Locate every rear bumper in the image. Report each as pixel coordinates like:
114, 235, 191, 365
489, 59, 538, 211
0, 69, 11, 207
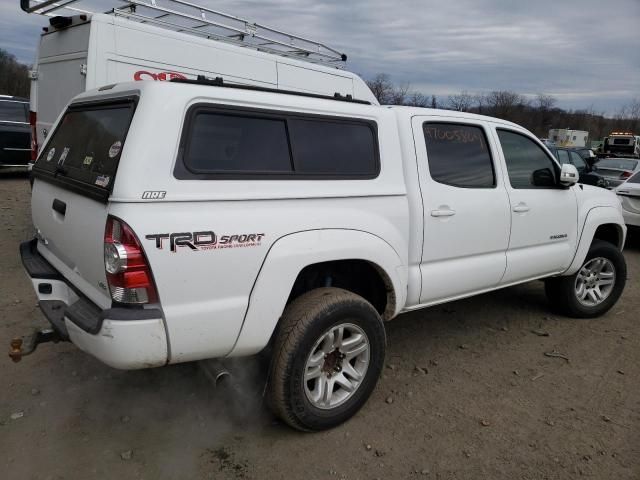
20, 239, 168, 369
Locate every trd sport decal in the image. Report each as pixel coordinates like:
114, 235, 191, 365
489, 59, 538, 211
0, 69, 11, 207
145, 231, 265, 252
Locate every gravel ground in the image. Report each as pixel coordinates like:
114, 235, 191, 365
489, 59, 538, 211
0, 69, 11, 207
1, 175, 639, 480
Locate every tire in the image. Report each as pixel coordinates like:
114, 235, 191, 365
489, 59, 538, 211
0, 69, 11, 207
267, 287, 386, 431
545, 239, 626, 318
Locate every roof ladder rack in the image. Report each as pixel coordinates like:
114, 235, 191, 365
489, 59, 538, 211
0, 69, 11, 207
19, 0, 348, 67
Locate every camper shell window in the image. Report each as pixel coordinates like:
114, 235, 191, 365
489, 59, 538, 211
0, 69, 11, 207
174, 104, 380, 180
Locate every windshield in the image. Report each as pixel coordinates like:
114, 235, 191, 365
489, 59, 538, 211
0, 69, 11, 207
597, 158, 638, 171
0, 100, 28, 123
627, 171, 640, 184
33, 99, 136, 201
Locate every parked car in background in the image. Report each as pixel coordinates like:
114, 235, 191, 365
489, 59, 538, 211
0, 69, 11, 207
615, 171, 640, 227
547, 145, 609, 188
594, 158, 640, 189
0, 95, 31, 173
572, 147, 597, 163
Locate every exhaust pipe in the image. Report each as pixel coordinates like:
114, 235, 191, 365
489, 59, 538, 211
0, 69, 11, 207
199, 359, 232, 388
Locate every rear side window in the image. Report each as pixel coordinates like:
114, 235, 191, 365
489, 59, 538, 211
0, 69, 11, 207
288, 119, 376, 175
422, 123, 495, 188
175, 105, 379, 179
185, 112, 292, 173
33, 99, 136, 201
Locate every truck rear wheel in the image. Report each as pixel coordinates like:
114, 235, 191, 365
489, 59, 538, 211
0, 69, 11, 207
267, 287, 386, 431
545, 240, 626, 318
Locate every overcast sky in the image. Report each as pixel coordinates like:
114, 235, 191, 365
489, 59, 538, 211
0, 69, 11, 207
1, 0, 638, 114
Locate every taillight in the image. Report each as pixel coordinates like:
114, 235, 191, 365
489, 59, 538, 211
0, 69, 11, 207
620, 171, 632, 179
29, 111, 38, 161
104, 216, 158, 305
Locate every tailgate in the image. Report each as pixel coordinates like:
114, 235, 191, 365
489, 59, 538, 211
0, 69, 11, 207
32, 181, 111, 308
30, 98, 137, 308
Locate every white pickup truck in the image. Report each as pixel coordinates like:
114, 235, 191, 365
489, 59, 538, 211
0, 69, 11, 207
16, 79, 627, 431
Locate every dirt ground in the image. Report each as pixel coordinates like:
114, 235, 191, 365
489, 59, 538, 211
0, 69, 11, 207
1, 175, 639, 480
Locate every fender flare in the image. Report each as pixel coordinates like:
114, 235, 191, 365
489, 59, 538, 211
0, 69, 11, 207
228, 229, 407, 357
564, 206, 626, 276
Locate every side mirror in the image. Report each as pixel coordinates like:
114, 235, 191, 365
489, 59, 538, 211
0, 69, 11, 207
559, 163, 579, 186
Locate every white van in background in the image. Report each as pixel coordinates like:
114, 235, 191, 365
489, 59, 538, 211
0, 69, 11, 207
23, 0, 378, 158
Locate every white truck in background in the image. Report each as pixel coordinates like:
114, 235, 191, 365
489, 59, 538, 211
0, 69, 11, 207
548, 128, 589, 148
602, 131, 640, 158
21, 0, 378, 159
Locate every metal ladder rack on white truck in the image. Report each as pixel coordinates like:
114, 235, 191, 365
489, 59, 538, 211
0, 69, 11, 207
21, 0, 378, 158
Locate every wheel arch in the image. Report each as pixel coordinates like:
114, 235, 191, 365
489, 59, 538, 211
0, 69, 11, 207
564, 206, 627, 276
228, 229, 407, 357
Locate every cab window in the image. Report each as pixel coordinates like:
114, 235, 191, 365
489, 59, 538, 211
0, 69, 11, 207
497, 129, 558, 189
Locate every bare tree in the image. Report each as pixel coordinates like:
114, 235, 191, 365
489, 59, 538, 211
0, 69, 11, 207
366, 73, 395, 104
535, 93, 557, 111
485, 90, 529, 123
405, 91, 429, 107
0, 49, 30, 98
473, 93, 487, 114
366, 73, 432, 107
447, 91, 474, 112
615, 98, 640, 132
389, 81, 410, 105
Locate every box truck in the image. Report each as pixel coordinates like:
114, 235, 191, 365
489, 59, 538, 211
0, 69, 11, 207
548, 128, 589, 148
21, 0, 378, 159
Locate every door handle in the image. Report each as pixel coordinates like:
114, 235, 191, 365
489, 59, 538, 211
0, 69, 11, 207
512, 203, 530, 213
52, 199, 66, 216
431, 208, 456, 217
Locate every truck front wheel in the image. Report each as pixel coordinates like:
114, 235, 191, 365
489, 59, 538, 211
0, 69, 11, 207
267, 287, 386, 431
545, 240, 626, 318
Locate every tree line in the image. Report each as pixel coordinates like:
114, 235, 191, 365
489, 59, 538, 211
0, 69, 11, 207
366, 73, 640, 141
2, 49, 638, 140
0, 48, 30, 98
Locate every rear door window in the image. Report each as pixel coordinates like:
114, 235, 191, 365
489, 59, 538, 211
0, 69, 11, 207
33, 99, 136, 201
422, 123, 495, 188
